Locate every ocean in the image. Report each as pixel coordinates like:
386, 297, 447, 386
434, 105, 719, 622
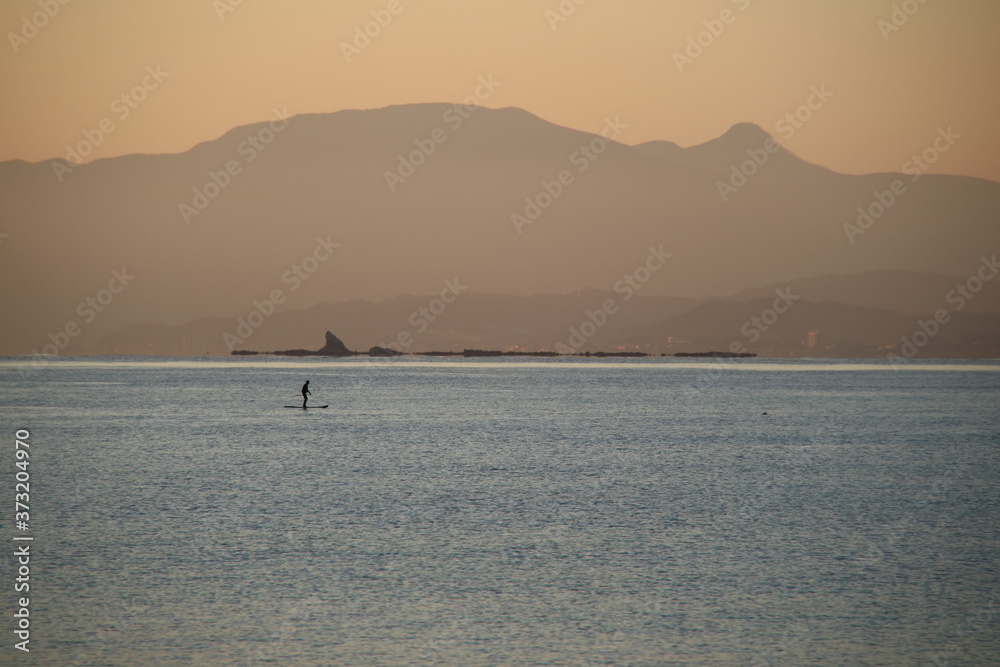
1, 357, 998, 665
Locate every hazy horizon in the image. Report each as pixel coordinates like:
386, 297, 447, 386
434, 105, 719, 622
2, 1, 998, 359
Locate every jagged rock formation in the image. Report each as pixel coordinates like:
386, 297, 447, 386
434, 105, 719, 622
318, 331, 352, 356
267, 331, 355, 357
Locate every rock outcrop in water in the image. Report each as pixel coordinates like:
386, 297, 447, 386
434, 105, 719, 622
318, 331, 352, 356
368, 346, 404, 357
236, 333, 758, 358
672, 351, 756, 358
268, 331, 355, 357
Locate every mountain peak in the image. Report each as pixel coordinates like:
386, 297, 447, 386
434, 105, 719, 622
720, 122, 774, 144
681, 122, 795, 169
686, 122, 777, 153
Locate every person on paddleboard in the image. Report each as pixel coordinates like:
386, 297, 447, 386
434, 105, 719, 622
301, 380, 311, 408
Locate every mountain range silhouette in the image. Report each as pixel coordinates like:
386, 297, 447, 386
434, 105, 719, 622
1, 104, 997, 356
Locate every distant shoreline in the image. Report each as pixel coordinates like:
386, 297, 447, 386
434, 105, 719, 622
231, 349, 757, 359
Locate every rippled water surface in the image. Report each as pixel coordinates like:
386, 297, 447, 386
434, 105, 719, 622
2, 357, 999, 665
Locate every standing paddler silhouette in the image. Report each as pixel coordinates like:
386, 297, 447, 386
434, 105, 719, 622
301, 380, 311, 409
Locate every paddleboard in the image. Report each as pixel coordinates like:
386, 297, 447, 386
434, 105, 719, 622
284, 405, 329, 409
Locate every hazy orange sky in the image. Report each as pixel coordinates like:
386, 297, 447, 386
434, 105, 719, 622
1, 0, 998, 182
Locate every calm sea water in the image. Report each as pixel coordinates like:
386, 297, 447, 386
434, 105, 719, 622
1, 357, 999, 666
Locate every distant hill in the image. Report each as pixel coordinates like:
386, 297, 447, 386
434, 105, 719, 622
727, 270, 1000, 314
2, 104, 998, 355
628, 298, 1000, 358
91, 270, 1000, 358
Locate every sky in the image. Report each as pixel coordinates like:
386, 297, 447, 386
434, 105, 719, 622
1, 0, 998, 182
